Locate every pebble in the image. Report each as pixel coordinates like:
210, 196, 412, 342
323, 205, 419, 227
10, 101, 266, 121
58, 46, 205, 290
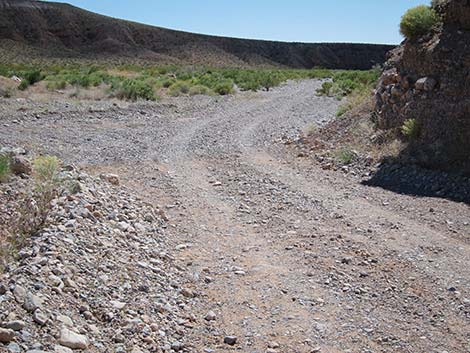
0, 327, 15, 343
204, 311, 217, 321
5, 320, 26, 331
224, 335, 238, 345
58, 328, 89, 350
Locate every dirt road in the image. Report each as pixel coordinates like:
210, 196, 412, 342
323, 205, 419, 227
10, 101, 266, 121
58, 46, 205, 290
1, 80, 469, 352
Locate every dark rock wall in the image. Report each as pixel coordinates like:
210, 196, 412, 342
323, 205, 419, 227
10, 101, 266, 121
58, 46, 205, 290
375, 0, 470, 173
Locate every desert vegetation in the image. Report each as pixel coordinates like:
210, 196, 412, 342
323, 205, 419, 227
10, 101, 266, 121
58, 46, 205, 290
0, 153, 63, 272
0, 63, 376, 102
400, 5, 440, 39
316, 68, 381, 117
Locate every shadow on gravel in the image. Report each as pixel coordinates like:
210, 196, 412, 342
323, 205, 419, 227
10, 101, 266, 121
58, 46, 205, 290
362, 162, 470, 205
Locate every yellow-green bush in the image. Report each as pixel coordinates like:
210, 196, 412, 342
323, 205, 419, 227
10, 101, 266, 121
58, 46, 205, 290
400, 5, 440, 39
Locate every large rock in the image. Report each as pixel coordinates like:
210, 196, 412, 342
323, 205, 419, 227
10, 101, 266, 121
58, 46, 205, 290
58, 328, 89, 350
0, 327, 15, 343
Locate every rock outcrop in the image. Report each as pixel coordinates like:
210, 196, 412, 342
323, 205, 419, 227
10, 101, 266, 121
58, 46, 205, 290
375, 0, 470, 173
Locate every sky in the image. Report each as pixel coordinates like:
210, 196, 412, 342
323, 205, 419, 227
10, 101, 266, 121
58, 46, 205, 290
47, 0, 427, 45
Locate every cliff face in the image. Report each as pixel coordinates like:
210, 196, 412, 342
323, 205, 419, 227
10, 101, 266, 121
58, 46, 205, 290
0, 0, 394, 69
375, 0, 470, 173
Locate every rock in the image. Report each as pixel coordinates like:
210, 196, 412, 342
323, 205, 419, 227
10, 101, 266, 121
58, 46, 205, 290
7, 342, 21, 352
0, 327, 15, 343
10, 156, 32, 175
58, 328, 89, 350
204, 311, 217, 321
26, 351, 50, 353
23, 292, 42, 312
56, 315, 74, 327
0, 283, 6, 295
415, 77, 437, 91
33, 310, 49, 326
100, 173, 120, 186
224, 335, 237, 346
180, 288, 196, 298
5, 320, 26, 331
13, 285, 26, 303
170, 342, 184, 351
110, 300, 127, 310
54, 346, 73, 353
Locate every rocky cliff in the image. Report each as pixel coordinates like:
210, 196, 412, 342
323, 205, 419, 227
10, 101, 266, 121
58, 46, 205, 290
0, 0, 393, 69
375, 0, 470, 173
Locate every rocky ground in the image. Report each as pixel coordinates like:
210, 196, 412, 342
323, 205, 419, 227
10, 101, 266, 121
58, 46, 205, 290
0, 80, 469, 353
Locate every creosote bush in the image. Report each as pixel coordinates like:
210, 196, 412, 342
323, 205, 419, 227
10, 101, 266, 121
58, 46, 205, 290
401, 119, 420, 139
0, 155, 11, 183
400, 5, 440, 39
114, 78, 155, 101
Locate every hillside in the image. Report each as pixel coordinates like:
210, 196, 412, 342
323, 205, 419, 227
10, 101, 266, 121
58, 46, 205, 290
0, 0, 394, 69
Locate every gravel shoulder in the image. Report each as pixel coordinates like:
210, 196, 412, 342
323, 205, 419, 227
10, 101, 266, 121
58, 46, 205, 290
1, 80, 469, 352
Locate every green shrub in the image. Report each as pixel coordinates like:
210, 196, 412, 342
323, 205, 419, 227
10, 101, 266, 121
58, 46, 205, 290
168, 81, 191, 97
46, 80, 67, 91
400, 5, 439, 39
401, 119, 420, 139
115, 79, 155, 101
33, 155, 61, 185
189, 85, 211, 96
0, 87, 13, 98
18, 80, 30, 91
335, 148, 356, 165
0, 155, 11, 183
317, 81, 334, 96
213, 80, 234, 95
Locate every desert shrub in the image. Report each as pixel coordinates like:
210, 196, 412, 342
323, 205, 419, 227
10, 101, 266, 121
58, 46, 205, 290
317, 81, 334, 96
0, 87, 13, 98
335, 148, 357, 165
189, 85, 211, 96
115, 78, 155, 101
400, 5, 440, 39
168, 81, 191, 96
0, 155, 11, 183
46, 80, 67, 91
161, 78, 176, 88
401, 119, 420, 139
213, 80, 234, 95
257, 71, 282, 91
18, 80, 30, 91
23, 70, 44, 85
33, 155, 61, 186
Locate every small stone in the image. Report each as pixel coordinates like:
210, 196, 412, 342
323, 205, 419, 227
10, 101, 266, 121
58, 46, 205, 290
13, 286, 26, 303
268, 342, 280, 349
0, 328, 15, 343
0, 283, 6, 295
204, 311, 217, 321
23, 292, 42, 312
5, 320, 26, 331
58, 328, 89, 350
110, 301, 127, 310
7, 342, 21, 352
33, 310, 49, 326
10, 156, 32, 175
100, 173, 120, 186
56, 315, 74, 327
54, 346, 73, 353
171, 342, 184, 351
224, 335, 237, 346
180, 288, 196, 298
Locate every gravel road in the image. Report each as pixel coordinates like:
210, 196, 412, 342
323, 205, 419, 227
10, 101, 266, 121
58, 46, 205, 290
1, 80, 469, 353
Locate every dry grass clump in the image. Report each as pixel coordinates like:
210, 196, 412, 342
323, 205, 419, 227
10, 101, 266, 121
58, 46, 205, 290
0, 155, 62, 272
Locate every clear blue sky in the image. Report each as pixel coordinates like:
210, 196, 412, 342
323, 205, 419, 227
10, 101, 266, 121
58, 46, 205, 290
47, 0, 427, 44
